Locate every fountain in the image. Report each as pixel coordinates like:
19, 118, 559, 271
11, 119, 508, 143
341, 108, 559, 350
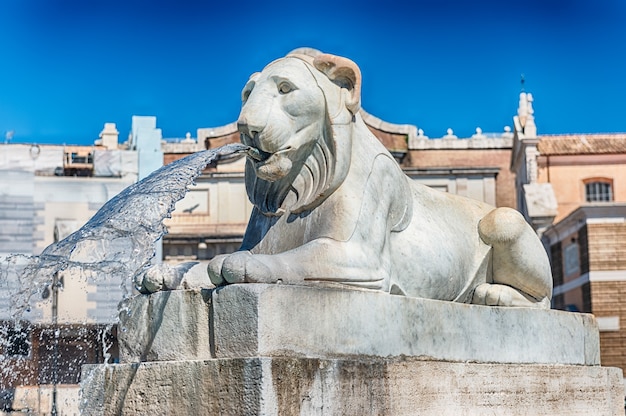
3, 49, 624, 414
0, 143, 248, 414
80, 50, 623, 414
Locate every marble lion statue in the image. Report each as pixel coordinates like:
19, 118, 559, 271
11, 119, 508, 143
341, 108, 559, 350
207, 49, 553, 308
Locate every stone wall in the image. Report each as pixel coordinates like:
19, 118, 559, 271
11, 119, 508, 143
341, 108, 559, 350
588, 222, 626, 271
592, 280, 626, 374
588, 221, 626, 373
82, 357, 625, 416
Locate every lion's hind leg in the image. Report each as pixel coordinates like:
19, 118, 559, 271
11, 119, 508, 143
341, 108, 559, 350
472, 283, 551, 308
475, 207, 553, 309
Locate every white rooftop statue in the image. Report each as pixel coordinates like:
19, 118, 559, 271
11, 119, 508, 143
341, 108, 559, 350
182, 132, 195, 143
517, 92, 537, 136
518, 92, 528, 124
472, 127, 486, 138
443, 128, 457, 139
99, 123, 120, 150
524, 94, 535, 122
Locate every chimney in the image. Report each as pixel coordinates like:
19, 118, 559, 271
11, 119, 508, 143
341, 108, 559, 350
100, 123, 119, 150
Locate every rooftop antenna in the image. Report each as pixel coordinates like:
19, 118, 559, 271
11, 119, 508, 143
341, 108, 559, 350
520, 73, 525, 92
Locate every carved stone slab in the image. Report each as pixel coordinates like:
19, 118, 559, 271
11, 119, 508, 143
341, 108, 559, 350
81, 357, 624, 416
118, 285, 600, 365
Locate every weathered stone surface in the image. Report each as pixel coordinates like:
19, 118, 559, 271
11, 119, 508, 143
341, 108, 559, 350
118, 289, 212, 362
119, 285, 600, 365
80, 357, 625, 416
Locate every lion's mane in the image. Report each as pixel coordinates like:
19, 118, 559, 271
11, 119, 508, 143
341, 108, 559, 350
246, 127, 337, 216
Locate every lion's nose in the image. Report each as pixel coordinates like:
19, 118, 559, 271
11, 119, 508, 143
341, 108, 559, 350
238, 124, 255, 146
237, 118, 263, 147
237, 86, 271, 143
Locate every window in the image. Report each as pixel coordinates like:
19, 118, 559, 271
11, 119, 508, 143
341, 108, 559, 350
584, 179, 613, 202
564, 241, 580, 276
5, 326, 30, 356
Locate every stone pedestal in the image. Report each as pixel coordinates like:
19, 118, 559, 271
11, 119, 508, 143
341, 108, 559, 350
80, 285, 625, 415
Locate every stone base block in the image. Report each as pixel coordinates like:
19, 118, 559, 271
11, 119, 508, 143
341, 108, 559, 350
119, 284, 600, 365
118, 289, 212, 362
80, 357, 625, 416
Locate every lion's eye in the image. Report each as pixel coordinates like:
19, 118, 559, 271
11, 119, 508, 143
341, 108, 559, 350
242, 80, 255, 102
242, 88, 252, 102
278, 82, 293, 95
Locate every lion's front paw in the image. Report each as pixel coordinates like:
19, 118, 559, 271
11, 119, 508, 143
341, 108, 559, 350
208, 254, 229, 286
219, 251, 275, 284
220, 251, 250, 284
135, 263, 195, 294
134, 265, 166, 294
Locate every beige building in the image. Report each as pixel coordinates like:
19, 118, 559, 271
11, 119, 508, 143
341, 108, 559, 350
536, 135, 626, 223
511, 92, 626, 375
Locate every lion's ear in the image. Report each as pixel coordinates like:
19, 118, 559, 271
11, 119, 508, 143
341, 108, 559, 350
313, 54, 361, 115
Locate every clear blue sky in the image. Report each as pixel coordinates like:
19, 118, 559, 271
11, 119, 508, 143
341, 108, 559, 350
1, 0, 626, 145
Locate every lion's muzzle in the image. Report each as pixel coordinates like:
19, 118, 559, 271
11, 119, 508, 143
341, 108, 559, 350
240, 132, 273, 162
247, 146, 270, 162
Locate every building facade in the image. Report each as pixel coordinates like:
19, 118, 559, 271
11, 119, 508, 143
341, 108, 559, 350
511, 92, 626, 374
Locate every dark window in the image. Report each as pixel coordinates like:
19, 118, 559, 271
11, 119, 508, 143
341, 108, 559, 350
585, 181, 612, 202
6, 327, 30, 356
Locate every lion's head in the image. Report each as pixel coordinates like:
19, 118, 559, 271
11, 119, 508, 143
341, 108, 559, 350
238, 51, 362, 216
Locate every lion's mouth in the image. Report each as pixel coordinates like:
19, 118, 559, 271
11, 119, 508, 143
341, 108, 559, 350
246, 146, 293, 166
240, 132, 273, 162
241, 133, 294, 166
246, 146, 272, 162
